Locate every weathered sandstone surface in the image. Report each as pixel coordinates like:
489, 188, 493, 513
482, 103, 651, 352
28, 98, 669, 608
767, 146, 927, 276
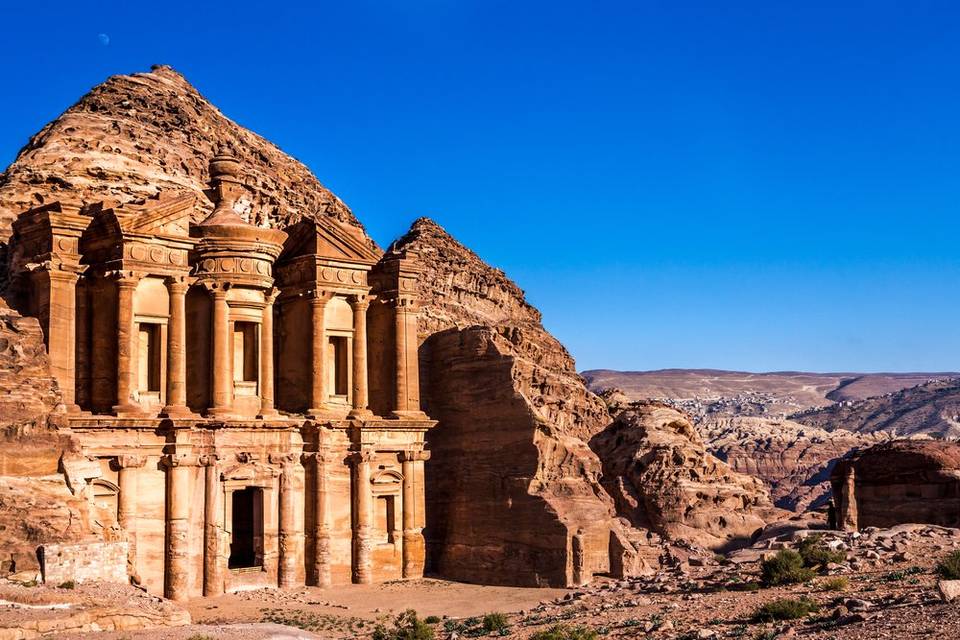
393, 218, 620, 586
589, 401, 778, 550
701, 416, 885, 512
831, 439, 960, 529
0, 65, 366, 242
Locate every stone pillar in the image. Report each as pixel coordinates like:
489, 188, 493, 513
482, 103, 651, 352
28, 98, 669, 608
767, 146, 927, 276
391, 296, 425, 418
400, 450, 430, 579
308, 291, 331, 416
258, 289, 279, 418
273, 453, 302, 589
163, 454, 196, 601
348, 295, 372, 418
38, 268, 81, 412
112, 272, 141, 415
75, 277, 90, 411
571, 532, 587, 587
350, 450, 374, 584
116, 455, 146, 578
839, 466, 858, 532
310, 451, 334, 588
90, 277, 113, 413
208, 285, 233, 417
162, 277, 190, 417
201, 454, 223, 597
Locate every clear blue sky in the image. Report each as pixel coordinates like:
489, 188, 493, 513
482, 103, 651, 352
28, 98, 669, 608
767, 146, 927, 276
2, 1, 958, 373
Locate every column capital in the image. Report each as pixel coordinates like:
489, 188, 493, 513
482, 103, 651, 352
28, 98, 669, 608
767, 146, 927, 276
199, 454, 220, 467
399, 450, 431, 463
264, 286, 280, 305
347, 293, 375, 309
303, 450, 340, 466
164, 275, 190, 293
269, 452, 300, 467
394, 294, 419, 311
161, 454, 200, 469
309, 289, 335, 305
115, 454, 148, 469
105, 270, 142, 286
202, 280, 231, 296
347, 450, 375, 466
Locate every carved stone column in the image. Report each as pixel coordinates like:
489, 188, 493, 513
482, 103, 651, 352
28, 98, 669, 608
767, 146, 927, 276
348, 295, 372, 419
349, 450, 374, 584
273, 452, 302, 589
162, 276, 190, 417
308, 291, 332, 416
208, 284, 233, 417
163, 454, 197, 601
309, 451, 334, 587
116, 455, 147, 577
35, 268, 81, 412
201, 454, 223, 597
113, 272, 141, 416
258, 289, 279, 418
839, 466, 858, 532
75, 277, 90, 410
400, 449, 430, 579
391, 296, 426, 419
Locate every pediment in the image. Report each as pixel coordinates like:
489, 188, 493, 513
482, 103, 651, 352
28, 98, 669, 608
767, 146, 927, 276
114, 194, 195, 238
280, 217, 381, 265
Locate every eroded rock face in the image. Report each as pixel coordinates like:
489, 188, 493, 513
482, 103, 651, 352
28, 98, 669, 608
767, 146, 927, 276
590, 402, 777, 550
831, 440, 960, 529
701, 416, 884, 512
392, 218, 619, 586
0, 65, 368, 242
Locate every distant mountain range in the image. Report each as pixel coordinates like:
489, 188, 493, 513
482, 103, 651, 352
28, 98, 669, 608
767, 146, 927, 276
581, 369, 959, 421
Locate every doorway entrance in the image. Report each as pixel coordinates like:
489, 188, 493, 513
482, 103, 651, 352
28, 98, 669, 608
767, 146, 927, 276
229, 487, 264, 569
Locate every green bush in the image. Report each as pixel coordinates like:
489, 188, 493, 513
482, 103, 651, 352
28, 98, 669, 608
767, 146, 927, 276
372, 609, 434, 640
57, 580, 75, 590
424, 615, 441, 625
820, 576, 849, 592
797, 535, 846, 567
760, 550, 815, 586
482, 612, 509, 633
753, 597, 819, 622
938, 551, 960, 580
530, 624, 599, 640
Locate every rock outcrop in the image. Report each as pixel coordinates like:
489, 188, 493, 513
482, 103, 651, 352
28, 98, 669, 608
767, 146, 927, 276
831, 440, 960, 530
392, 218, 622, 587
701, 416, 885, 512
0, 65, 367, 243
590, 402, 777, 550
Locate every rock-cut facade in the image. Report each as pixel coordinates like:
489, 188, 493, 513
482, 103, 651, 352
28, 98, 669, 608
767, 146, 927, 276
5, 148, 436, 600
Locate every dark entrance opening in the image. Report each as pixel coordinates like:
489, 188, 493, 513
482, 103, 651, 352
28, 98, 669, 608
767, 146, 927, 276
229, 487, 263, 569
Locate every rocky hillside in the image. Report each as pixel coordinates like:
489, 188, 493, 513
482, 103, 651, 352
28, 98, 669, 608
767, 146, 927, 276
700, 416, 888, 512
393, 218, 618, 587
794, 378, 960, 438
589, 402, 778, 550
583, 369, 957, 420
0, 65, 368, 243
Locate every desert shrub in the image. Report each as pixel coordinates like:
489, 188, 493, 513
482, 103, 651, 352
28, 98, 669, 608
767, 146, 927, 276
482, 612, 509, 633
530, 624, 599, 640
424, 615, 441, 625
938, 551, 960, 579
820, 576, 849, 592
760, 550, 815, 586
753, 597, 819, 622
372, 609, 434, 640
57, 580, 75, 589
797, 535, 846, 567
186, 636, 216, 640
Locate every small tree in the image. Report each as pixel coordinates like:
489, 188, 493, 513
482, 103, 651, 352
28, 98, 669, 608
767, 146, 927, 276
372, 609, 434, 640
761, 550, 815, 586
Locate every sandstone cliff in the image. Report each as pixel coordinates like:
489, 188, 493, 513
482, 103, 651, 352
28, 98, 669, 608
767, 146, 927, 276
700, 416, 885, 512
590, 402, 777, 550
389, 218, 620, 586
